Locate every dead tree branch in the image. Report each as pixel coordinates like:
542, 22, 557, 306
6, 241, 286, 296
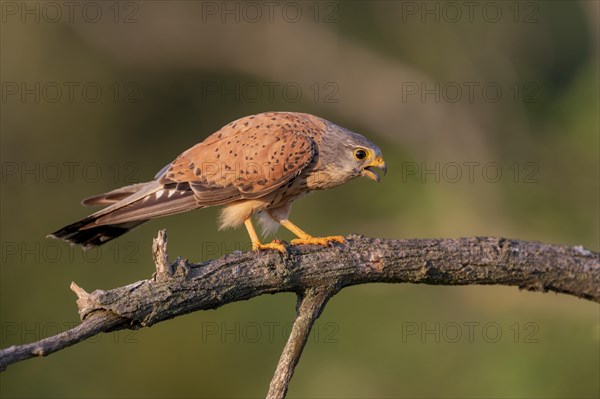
267, 287, 335, 399
1, 231, 598, 398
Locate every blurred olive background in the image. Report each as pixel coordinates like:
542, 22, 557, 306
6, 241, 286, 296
1, 1, 598, 398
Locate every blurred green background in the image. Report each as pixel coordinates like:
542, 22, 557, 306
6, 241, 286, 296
1, 1, 598, 398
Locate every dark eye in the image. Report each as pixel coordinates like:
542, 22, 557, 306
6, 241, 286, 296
354, 149, 368, 160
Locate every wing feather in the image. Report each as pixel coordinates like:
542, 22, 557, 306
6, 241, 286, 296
159, 115, 316, 207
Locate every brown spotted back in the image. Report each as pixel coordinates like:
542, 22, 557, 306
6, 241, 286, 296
159, 113, 319, 206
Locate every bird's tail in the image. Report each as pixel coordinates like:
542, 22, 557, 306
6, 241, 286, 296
80, 182, 151, 206
48, 181, 198, 249
48, 182, 153, 248
47, 218, 148, 249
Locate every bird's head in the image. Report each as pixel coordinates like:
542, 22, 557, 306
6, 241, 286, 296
321, 121, 387, 184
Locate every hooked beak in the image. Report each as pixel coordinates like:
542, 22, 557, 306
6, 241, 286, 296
361, 156, 387, 183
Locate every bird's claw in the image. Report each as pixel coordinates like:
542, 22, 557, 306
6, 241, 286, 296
252, 239, 288, 254
290, 235, 346, 247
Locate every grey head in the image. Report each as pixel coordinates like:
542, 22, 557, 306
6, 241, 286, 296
312, 118, 387, 189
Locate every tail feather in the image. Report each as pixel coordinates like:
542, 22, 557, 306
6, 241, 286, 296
49, 180, 199, 248
82, 183, 151, 206
47, 217, 147, 249
88, 189, 198, 226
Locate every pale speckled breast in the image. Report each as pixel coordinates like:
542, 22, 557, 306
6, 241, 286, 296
263, 166, 313, 210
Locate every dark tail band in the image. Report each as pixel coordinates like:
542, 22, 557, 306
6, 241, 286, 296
47, 217, 147, 249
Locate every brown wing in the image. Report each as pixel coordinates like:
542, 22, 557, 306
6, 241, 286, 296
159, 117, 316, 207
75, 113, 317, 227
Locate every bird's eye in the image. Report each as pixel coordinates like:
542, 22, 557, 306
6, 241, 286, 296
354, 148, 369, 160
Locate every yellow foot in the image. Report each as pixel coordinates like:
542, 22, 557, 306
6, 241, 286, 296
290, 235, 346, 247
253, 239, 288, 254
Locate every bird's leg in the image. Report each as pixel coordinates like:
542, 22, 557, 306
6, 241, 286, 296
277, 218, 346, 247
244, 218, 287, 253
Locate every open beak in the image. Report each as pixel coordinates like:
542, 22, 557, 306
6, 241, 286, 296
361, 156, 387, 183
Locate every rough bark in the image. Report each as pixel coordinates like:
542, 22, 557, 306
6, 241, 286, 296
1, 231, 598, 398
267, 287, 334, 399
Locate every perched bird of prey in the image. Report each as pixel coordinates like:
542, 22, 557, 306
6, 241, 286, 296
49, 112, 386, 252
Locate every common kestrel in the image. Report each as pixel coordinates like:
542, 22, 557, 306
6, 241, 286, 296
49, 112, 387, 252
